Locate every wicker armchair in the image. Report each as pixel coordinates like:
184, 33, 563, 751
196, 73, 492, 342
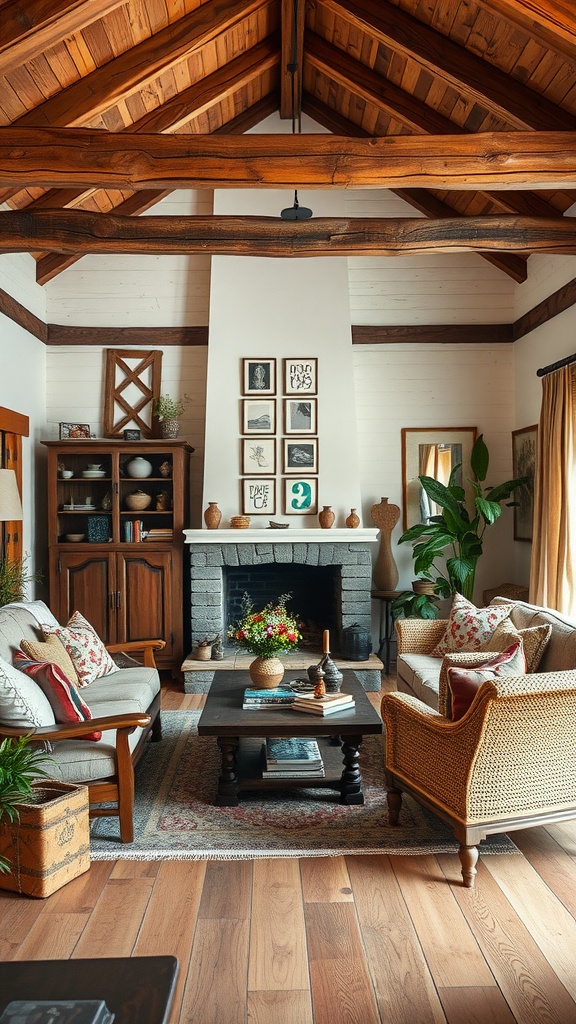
381, 670, 576, 886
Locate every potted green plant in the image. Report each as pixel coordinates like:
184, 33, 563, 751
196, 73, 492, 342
152, 393, 190, 438
0, 736, 52, 873
0, 555, 42, 607
397, 433, 528, 605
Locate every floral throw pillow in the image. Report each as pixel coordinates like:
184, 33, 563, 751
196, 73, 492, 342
14, 651, 102, 740
447, 641, 526, 721
431, 593, 513, 657
43, 611, 116, 686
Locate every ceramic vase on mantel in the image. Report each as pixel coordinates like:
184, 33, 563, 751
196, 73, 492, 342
248, 656, 285, 689
204, 502, 222, 530
370, 497, 400, 591
318, 505, 335, 529
346, 508, 360, 529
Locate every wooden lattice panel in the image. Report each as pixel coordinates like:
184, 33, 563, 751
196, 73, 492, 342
104, 349, 162, 437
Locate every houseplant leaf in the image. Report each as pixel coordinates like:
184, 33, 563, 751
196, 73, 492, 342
470, 434, 489, 482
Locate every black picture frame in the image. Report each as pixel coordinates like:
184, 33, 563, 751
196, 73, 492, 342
123, 429, 141, 441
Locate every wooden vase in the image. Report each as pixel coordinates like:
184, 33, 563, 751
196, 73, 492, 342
318, 505, 335, 529
248, 656, 285, 689
370, 497, 400, 591
204, 502, 222, 529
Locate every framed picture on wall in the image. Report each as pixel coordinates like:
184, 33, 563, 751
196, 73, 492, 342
283, 358, 318, 395
242, 399, 276, 434
283, 438, 318, 474
512, 424, 537, 541
284, 398, 317, 434
241, 438, 276, 475
284, 477, 318, 515
242, 358, 276, 396
243, 478, 276, 515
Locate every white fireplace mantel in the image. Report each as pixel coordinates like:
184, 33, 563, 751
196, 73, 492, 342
184, 528, 379, 545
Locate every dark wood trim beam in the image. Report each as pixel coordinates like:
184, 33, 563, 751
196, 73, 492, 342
2, 128, 576, 190
352, 324, 513, 344
46, 325, 209, 346
513, 276, 576, 341
0, 0, 125, 77
322, 0, 576, 131
3, 211, 576, 258
473, 0, 576, 60
280, 0, 305, 120
0, 287, 47, 343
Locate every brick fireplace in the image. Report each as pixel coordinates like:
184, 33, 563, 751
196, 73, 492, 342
183, 528, 379, 692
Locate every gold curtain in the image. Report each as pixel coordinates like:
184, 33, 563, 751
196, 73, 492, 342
529, 364, 576, 615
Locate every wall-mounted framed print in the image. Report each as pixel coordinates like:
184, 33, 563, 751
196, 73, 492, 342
283, 438, 318, 474
283, 358, 318, 395
242, 358, 276, 396
284, 477, 318, 515
242, 399, 276, 434
243, 478, 276, 515
284, 398, 317, 434
242, 438, 276, 475
59, 422, 91, 439
512, 424, 537, 542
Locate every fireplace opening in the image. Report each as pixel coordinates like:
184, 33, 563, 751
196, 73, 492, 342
225, 563, 340, 652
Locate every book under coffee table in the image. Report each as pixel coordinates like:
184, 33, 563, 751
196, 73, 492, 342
197, 670, 383, 807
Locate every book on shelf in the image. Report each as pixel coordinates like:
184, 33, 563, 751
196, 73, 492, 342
265, 736, 323, 768
242, 687, 296, 709
292, 693, 355, 716
262, 766, 326, 779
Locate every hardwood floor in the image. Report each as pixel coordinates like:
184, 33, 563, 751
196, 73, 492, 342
2, 676, 576, 1024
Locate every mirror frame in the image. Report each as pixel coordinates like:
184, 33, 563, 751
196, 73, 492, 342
401, 427, 477, 531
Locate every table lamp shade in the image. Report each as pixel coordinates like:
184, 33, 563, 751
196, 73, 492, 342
0, 469, 23, 521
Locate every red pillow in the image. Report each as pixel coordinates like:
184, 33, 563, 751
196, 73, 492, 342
14, 651, 102, 741
446, 641, 526, 722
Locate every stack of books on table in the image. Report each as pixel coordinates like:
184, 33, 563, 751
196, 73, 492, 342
242, 686, 296, 710
262, 737, 325, 778
292, 691, 355, 716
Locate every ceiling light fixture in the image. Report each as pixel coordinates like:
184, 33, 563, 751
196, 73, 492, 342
280, 0, 312, 221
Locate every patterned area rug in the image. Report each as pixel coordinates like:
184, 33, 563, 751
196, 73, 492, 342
90, 711, 519, 860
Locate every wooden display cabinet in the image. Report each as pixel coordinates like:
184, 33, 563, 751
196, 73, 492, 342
42, 439, 193, 672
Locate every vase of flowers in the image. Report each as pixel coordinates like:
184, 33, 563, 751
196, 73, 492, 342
227, 594, 302, 689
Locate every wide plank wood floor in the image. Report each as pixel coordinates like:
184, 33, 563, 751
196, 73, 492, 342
2, 676, 576, 1024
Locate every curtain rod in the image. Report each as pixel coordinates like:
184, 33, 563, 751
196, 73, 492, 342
536, 351, 576, 377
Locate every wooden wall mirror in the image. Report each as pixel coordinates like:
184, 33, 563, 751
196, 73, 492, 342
401, 427, 477, 530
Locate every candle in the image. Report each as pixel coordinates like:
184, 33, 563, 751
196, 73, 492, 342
323, 629, 330, 654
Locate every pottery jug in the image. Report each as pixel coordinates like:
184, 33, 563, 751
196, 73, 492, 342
204, 502, 222, 529
126, 456, 153, 479
346, 508, 360, 529
370, 497, 400, 591
318, 505, 335, 529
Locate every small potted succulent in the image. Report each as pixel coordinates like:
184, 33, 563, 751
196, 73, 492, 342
153, 393, 190, 438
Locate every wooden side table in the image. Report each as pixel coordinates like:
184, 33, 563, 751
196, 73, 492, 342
371, 590, 402, 674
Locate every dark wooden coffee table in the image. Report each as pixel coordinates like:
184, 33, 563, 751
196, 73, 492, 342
197, 670, 383, 807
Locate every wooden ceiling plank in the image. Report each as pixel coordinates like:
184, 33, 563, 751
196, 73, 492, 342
13, 0, 269, 129
280, 0, 306, 119
3, 127, 576, 190
4, 210, 576, 257
0, 0, 125, 77
321, 0, 576, 131
473, 0, 576, 60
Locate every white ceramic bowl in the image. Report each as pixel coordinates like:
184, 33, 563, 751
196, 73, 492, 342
61, 470, 74, 479
66, 533, 85, 542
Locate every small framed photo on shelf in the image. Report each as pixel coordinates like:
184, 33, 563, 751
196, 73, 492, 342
123, 429, 141, 441
284, 398, 317, 434
242, 398, 276, 434
283, 357, 318, 395
59, 422, 91, 440
243, 478, 276, 515
283, 438, 318, 474
242, 357, 276, 396
242, 438, 276, 475
284, 477, 318, 515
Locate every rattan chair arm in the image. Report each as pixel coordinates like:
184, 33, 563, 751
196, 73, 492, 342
395, 618, 448, 654
490, 668, 576, 698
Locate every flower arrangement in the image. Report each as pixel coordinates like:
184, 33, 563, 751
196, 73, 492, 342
227, 593, 302, 658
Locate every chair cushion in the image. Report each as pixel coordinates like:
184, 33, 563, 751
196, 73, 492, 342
13, 650, 102, 741
484, 619, 552, 673
396, 653, 442, 708
0, 652, 56, 728
447, 641, 526, 721
20, 633, 80, 687
44, 611, 116, 685
431, 593, 512, 656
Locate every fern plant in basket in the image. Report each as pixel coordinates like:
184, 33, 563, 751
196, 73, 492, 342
0, 736, 52, 873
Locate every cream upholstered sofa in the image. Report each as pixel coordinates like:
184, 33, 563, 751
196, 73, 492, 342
0, 600, 164, 842
395, 597, 576, 711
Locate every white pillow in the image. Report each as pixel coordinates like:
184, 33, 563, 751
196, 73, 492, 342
0, 653, 56, 728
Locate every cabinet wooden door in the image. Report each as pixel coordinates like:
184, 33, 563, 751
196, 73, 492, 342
55, 551, 116, 643
116, 550, 174, 665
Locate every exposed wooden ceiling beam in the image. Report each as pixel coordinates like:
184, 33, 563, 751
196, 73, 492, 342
0, 0, 125, 77
280, 0, 306, 119
2, 127, 576, 190
473, 0, 576, 60
3, 211, 576, 257
321, 0, 576, 131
